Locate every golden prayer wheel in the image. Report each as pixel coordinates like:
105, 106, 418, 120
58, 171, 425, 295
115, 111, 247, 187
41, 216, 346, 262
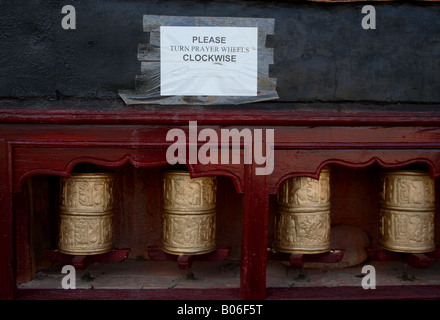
273, 168, 331, 254
58, 173, 115, 255
162, 171, 217, 255
379, 170, 435, 253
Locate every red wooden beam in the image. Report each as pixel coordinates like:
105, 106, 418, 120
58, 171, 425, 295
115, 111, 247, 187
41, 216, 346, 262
241, 164, 269, 300
1, 103, 440, 126
266, 285, 440, 300
15, 288, 241, 300
0, 140, 14, 300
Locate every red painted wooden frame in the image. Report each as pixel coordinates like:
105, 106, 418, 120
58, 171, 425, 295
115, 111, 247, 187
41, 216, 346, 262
1, 105, 440, 300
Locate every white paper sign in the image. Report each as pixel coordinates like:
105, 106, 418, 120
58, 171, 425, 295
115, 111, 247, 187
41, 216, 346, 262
160, 26, 258, 96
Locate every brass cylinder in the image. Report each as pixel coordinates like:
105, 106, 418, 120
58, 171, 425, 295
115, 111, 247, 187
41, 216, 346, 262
273, 168, 331, 254
162, 171, 217, 255
58, 173, 115, 255
379, 170, 435, 253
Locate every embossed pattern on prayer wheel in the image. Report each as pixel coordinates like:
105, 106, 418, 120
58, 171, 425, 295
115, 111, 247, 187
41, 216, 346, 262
58, 173, 115, 255
274, 168, 331, 254
379, 170, 435, 253
162, 171, 217, 255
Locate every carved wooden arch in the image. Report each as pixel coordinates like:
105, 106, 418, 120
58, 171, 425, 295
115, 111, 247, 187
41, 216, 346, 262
13, 150, 245, 194
269, 154, 440, 195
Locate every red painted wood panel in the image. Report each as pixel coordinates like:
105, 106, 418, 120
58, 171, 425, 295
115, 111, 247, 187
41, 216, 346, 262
1, 107, 440, 300
266, 285, 440, 300
2, 124, 440, 150
0, 140, 14, 299
15, 288, 241, 300
241, 164, 269, 299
